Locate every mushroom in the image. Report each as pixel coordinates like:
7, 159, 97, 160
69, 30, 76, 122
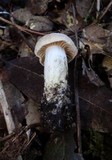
34, 33, 78, 131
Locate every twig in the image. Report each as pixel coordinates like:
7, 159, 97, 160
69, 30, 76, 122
99, 1, 112, 20
15, 29, 34, 52
10, 17, 35, 52
74, 65, 82, 154
72, 3, 82, 154
23, 132, 36, 150
0, 123, 41, 142
0, 132, 15, 142
0, 17, 45, 36
79, 96, 112, 116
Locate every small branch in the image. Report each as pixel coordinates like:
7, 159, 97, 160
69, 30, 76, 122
74, 66, 82, 154
99, 1, 112, 20
72, 3, 82, 154
10, 17, 35, 52
87, 0, 96, 17
0, 123, 41, 142
15, 30, 34, 52
0, 17, 45, 36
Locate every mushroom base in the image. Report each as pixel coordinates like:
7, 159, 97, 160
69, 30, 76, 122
40, 84, 75, 132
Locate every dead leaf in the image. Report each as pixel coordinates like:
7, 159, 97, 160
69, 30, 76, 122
62, 3, 83, 31
26, 0, 49, 15
12, 8, 32, 24
82, 24, 110, 44
79, 75, 112, 132
82, 60, 104, 87
80, 39, 104, 55
76, 0, 93, 18
5, 57, 44, 102
18, 37, 35, 57
48, 2, 83, 31
26, 16, 53, 32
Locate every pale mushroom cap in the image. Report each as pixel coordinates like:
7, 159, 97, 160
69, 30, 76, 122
34, 33, 78, 65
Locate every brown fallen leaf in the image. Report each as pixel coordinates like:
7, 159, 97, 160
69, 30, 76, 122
79, 39, 104, 55
5, 57, 44, 102
26, 0, 49, 15
82, 24, 110, 44
61, 2, 83, 31
26, 16, 53, 32
76, 0, 93, 18
12, 8, 32, 24
79, 75, 112, 132
82, 60, 104, 87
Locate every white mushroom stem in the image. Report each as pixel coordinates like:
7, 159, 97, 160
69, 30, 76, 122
34, 33, 78, 130
44, 45, 68, 103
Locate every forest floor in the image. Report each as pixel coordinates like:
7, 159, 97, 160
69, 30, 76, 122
0, 0, 112, 160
